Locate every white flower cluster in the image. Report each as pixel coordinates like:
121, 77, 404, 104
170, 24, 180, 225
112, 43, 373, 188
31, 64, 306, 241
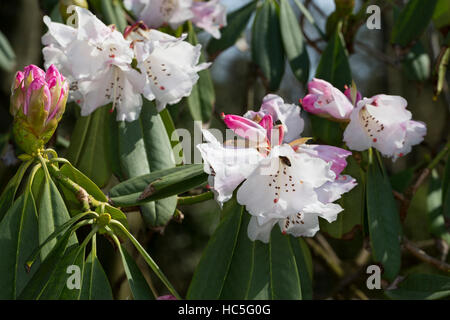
42, 7, 210, 121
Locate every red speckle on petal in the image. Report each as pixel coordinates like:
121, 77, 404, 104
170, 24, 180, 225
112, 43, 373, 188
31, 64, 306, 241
109, 108, 114, 113
160, 86, 165, 90
220, 112, 225, 119
205, 184, 211, 189
282, 230, 286, 235
298, 98, 303, 105
273, 198, 278, 203
76, 99, 81, 104
342, 176, 347, 180
373, 138, 377, 142
109, 54, 115, 58
398, 153, 404, 157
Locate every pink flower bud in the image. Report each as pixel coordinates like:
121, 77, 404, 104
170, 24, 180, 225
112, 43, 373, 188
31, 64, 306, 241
223, 114, 268, 144
10, 64, 68, 154
302, 78, 354, 120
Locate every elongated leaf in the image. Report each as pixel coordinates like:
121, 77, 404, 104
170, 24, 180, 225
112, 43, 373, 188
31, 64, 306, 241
53, 246, 86, 300
433, 0, 450, 29
391, 0, 438, 46
59, 163, 108, 202
0, 29, 16, 72
187, 23, 215, 123
386, 274, 450, 300
117, 100, 177, 227
38, 176, 77, 260
320, 156, 363, 239
428, 170, 450, 244
67, 105, 112, 188
0, 192, 39, 299
109, 164, 207, 207
187, 198, 312, 300
80, 251, 113, 300
403, 42, 430, 82
366, 152, 402, 281
118, 245, 155, 300
309, 115, 343, 146
20, 231, 72, 299
315, 29, 352, 90
252, 0, 285, 91
0, 160, 32, 222
101, 0, 127, 32
279, 0, 309, 84
207, 0, 257, 56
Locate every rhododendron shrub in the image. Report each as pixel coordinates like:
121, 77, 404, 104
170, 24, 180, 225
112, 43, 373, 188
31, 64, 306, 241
0, 0, 448, 302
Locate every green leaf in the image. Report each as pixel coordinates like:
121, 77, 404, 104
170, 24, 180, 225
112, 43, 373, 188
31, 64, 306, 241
80, 251, 113, 300
67, 105, 112, 188
187, 23, 215, 123
309, 115, 343, 146
391, 0, 438, 46
366, 152, 402, 281
101, 0, 127, 32
315, 29, 352, 90
117, 100, 177, 227
0, 29, 16, 72
403, 42, 430, 82
0, 160, 32, 222
59, 163, 108, 202
19, 232, 78, 300
37, 175, 77, 260
252, 0, 285, 91
207, 0, 257, 57
433, 0, 450, 29
279, 0, 310, 84
187, 198, 312, 300
385, 274, 450, 300
320, 156, 364, 239
118, 244, 155, 300
0, 192, 39, 299
55, 246, 86, 300
428, 170, 450, 244
109, 164, 207, 207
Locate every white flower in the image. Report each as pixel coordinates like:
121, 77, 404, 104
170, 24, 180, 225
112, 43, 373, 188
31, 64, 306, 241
132, 28, 210, 111
244, 94, 304, 143
197, 95, 357, 243
191, 0, 227, 39
42, 7, 149, 121
124, 0, 194, 29
343, 94, 427, 160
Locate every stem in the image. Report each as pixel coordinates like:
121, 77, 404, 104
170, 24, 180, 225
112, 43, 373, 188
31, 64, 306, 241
177, 191, 214, 205
47, 163, 91, 211
109, 219, 182, 300
108, 232, 160, 299
403, 237, 450, 273
427, 140, 450, 170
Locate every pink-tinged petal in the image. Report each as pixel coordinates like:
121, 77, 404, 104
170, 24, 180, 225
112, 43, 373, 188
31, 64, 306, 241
301, 93, 318, 111
223, 114, 268, 143
24, 64, 45, 82
45, 64, 64, 85
302, 78, 353, 119
25, 78, 51, 114
316, 175, 357, 203
14, 71, 24, 88
258, 114, 273, 141
344, 86, 362, 105
259, 94, 304, 142
299, 144, 352, 176
393, 120, 427, 160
